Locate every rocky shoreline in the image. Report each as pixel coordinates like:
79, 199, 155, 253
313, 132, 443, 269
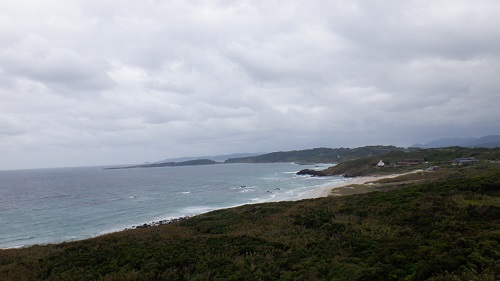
130, 216, 191, 229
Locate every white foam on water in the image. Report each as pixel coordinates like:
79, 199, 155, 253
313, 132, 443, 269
0, 163, 342, 249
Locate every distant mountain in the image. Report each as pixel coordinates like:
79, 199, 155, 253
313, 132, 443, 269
411, 137, 475, 148
156, 153, 264, 163
411, 135, 500, 148
462, 135, 500, 148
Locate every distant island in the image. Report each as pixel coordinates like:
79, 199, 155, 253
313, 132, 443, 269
104, 159, 218, 169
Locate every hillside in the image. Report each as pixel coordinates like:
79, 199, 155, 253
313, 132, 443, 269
307, 147, 500, 177
1, 149, 499, 280
224, 145, 409, 164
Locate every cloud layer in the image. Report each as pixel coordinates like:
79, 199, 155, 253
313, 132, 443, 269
1, 0, 500, 169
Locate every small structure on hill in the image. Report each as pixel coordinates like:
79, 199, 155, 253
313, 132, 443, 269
426, 166, 438, 171
452, 157, 479, 165
376, 160, 385, 167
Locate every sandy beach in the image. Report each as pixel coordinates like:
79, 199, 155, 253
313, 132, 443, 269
300, 171, 422, 199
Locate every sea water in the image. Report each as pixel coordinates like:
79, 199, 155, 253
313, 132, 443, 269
0, 163, 344, 249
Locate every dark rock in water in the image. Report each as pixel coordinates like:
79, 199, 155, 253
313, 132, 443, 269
296, 169, 327, 177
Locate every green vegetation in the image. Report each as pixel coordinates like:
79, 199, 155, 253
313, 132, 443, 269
319, 147, 500, 177
225, 146, 409, 164
1, 147, 499, 280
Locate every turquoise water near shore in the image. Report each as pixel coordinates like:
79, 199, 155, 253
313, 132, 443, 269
0, 163, 343, 249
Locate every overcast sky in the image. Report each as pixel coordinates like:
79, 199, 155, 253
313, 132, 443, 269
1, 0, 500, 170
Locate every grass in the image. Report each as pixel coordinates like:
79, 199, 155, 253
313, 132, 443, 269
320, 147, 500, 177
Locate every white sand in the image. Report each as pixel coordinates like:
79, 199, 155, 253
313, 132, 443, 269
298, 170, 422, 199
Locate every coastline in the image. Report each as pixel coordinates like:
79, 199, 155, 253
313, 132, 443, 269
299, 170, 422, 199
0, 163, 341, 249
0, 165, 420, 249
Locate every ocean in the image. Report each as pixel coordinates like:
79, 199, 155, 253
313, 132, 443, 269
0, 163, 344, 249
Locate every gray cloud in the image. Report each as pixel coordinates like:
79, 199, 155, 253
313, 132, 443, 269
1, 0, 500, 169
0, 34, 114, 95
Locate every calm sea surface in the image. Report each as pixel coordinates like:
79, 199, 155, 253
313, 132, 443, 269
0, 163, 343, 249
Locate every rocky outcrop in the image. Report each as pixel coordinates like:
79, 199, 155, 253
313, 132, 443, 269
131, 216, 190, 229
296, 169, 327, 177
